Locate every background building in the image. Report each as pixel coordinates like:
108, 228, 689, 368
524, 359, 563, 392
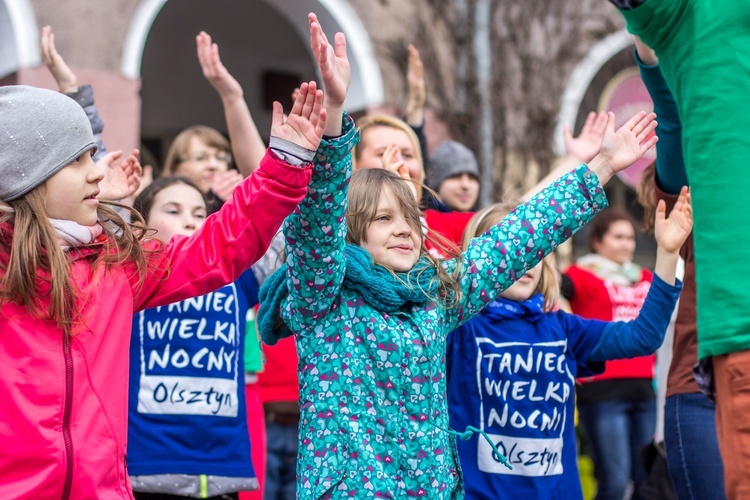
1, 0, 656, 262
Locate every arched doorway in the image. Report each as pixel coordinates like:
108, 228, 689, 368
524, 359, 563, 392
0, 0, 39, 81
122, 0, 384, 169
554, 29, 657, 265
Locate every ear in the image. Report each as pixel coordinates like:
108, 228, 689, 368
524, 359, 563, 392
591, 238, 602, 255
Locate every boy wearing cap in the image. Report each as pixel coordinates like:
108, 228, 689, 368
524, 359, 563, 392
427, 140, 481, 213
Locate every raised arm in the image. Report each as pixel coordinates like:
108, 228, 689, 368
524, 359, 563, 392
445, 110, 658, 331
404, 44, 430, 175
133, 83, 326, 310
523, 111, 608, 200
309, 13, 348, 136
196, 31, 266, 176
41, 25, 107, 161
282, 16, 357, 329
634, 36, 687, 194
589, 187, 691, 360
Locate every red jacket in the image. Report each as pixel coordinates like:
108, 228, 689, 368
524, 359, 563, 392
0, 152, 310, 499
566, 264, 654, 381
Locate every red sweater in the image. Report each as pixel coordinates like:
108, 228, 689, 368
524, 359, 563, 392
424, 209, 474, 257
258, 336, 300, 403
566, 264, 654, 381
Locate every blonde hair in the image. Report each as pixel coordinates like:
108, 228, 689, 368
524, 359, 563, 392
0, 187, 155, 335
346, 168, 462, 306
463, 201, 560, 310
355, 114, 425, 199
163, 125, 231, 177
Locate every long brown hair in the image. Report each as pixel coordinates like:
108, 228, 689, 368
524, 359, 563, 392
0, 186, 154, 335
463, 201, 560, 310
346, 168, 462, 306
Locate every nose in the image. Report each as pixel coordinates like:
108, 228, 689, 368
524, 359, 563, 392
393, 216, 412, 237
86, 152, 106, 184
183, 216, 197, 231
203, 160, 221, 173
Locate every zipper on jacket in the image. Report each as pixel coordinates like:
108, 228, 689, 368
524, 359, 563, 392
61, 333, 74, 500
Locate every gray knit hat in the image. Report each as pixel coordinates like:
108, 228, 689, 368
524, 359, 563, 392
0, 85, 96, 201
427, 140, 480, 192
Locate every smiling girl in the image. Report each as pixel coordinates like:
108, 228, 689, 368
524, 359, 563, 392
0, 83, 324, 498
257, 14, 660, 498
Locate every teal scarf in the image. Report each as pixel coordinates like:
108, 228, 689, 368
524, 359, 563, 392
258, 244, 439, 345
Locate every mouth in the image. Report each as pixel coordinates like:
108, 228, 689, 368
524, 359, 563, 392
390, 244, 413, 254
84, 190, 100, 203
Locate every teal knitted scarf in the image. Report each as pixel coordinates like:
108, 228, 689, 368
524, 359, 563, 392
258, 244, 439, 345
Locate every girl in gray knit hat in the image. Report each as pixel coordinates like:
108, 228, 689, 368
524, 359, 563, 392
0, 82, 326, 499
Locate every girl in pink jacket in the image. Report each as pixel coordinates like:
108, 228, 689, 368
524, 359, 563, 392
0, 82, 326, 499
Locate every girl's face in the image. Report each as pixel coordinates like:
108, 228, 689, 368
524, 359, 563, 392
361, 185, 421, 272
44, 149, 105, 226
146, 183, 207, 241
357, 126, 422, 183
499, 261, 543, 302
172, 137, 231, 194
593, 220, 636, 264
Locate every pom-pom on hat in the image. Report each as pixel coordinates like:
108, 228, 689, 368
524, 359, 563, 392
0, 85, 96, 201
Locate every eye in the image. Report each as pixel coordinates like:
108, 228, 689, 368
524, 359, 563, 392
195, 212, 207, 220
402, 152, 414, 159
374, 214, 390, 222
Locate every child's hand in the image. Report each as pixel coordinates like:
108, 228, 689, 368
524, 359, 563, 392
381, 145, 418, 199
654, 186, 693, 254
563, 111, 608, 164
309, 12, 348, 136
210, 170, 244, 202
196, 31, 243, 104
271, 81, 327, 151
97, 149, 143, 201
309, 13, 350, 107
41, 26, 78, 94
405, 44, 425, 126
588, 111, 658, 185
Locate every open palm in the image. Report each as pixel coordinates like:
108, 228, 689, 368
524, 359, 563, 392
270, 81, 327, 151
654, 186, 693, 253
196, 31, 243, 101
599, 111, 658, 173
564, 111, 608, 163
309, 13, 350, 106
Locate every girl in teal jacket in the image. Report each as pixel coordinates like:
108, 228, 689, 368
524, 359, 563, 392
258, 14, 659, 499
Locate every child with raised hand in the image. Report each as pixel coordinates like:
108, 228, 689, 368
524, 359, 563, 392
0, 82, 325, 498
446, 190, 691, 499
126, 176, 261, 499
257, 13, 658, 499
41, 25, 143, 204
